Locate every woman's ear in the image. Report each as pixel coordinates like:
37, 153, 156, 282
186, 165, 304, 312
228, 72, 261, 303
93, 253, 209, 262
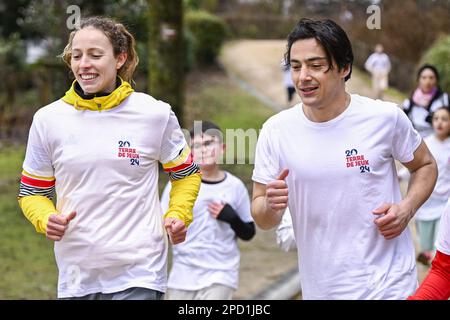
116, 52, 128, 70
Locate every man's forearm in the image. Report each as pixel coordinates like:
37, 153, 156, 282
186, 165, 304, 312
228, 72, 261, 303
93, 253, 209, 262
251, 196, 283, 230
403, 162, 438, 215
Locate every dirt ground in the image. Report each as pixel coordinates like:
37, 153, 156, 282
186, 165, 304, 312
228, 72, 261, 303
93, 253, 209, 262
234, 228, 299, 299
222, 40, 429, 299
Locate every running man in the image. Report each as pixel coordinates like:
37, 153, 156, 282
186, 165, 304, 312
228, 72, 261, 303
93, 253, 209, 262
251, 18, 438, 300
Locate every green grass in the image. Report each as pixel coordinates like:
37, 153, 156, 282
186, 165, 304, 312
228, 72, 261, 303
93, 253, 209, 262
0, 68, 275, 299
0, 186, 57, 299
0, 147, 57, 299
0, 146, 25, 181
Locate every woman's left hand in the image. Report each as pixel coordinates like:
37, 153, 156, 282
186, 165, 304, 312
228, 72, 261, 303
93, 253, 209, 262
164, 217, 187, 245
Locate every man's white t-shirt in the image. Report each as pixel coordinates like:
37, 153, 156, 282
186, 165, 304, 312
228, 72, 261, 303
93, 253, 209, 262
414, 135, 450, 221
253, 94, 421, 300
23, 92, 187, 298
161, 172, 252, 291
436, 198, 450, 255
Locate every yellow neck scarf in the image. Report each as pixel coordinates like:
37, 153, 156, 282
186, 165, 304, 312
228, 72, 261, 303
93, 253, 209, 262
62, 77, 134, 111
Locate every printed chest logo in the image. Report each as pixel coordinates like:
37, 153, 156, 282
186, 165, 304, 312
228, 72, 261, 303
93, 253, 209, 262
117, 140, 140, 166
345, 148, 371, 173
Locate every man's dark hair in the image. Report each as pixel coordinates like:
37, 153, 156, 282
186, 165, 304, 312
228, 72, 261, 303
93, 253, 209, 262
189, 120, 223, 142
284, 18, 353, 82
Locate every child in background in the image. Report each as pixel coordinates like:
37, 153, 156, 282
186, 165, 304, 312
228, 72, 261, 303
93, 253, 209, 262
161, 121, 256, 300
399, 107, 450, 266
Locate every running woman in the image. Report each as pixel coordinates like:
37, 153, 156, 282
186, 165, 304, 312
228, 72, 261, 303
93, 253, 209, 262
18, 16, 201, 300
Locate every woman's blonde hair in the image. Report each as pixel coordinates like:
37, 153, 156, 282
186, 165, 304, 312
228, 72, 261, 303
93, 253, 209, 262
61, 16, 139, 83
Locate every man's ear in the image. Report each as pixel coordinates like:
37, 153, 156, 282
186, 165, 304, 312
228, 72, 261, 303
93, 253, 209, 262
341, 64, 351, 80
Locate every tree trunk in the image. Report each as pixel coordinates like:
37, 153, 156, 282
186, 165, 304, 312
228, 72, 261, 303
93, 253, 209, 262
147, 0, 185, 126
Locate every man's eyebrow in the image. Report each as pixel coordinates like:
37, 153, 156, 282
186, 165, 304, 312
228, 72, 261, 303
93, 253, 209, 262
290, 57, 328, 63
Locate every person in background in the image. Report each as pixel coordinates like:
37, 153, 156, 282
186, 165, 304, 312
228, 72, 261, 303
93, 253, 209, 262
364, 43, 391, 99
399, 107, 450, 266
161, 120, 255, 300
402, 64, 449, 138
281, 58, 296, 105
408, 198, 450, 300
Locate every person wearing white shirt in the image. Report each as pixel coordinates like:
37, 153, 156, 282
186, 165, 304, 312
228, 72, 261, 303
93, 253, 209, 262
252, 18, 438, 300
281, 58, 296, 105
402, 64, 449, 138
364, 44, 391, 99
399, 107, 450, 266
17, 16, 201, 300
409, 198, 450, 300
162, 121, 255, 300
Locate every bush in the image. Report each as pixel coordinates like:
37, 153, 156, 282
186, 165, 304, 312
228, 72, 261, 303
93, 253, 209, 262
185, 10, 228, 65
184, 0, 218, 11
183, 28, 196, 72
420, 35, 450, 94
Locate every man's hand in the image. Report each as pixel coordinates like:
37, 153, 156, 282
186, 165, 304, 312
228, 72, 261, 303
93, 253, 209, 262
252, 169, 290, 230
266, 169, 289, 212
46, 211, 76, 241
373, 202, 414, 240
164, 217, 187, 245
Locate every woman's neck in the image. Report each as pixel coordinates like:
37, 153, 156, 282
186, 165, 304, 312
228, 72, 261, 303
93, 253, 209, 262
420, 86, 437, 95
75, 77, 121, 99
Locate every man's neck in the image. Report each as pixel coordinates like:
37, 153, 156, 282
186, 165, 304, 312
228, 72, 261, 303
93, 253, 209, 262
303, 91, 351, 123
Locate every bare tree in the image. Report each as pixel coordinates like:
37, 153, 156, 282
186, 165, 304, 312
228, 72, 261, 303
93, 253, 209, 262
147, 0, 185, 125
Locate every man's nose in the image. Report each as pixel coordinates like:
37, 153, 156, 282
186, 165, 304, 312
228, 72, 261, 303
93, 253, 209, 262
298, 67, 312, 82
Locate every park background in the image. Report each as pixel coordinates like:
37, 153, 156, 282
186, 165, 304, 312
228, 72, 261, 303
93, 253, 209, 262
0, 0, 449, 299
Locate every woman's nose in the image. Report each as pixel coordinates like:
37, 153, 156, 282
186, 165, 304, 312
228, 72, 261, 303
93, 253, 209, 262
79, 55, 92, 69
